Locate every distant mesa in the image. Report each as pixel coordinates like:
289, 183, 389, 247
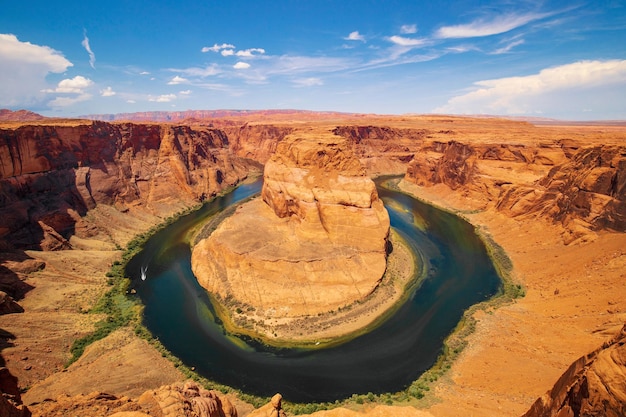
0, 109, 47, 122
190, 132, 390, 341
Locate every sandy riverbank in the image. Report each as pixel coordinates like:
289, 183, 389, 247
393, 179, 626, 417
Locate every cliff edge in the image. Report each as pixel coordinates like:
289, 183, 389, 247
191, 132, 390, 342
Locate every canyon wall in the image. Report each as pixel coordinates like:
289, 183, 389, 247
191, 133, 390, 329
404, 140, 626, 238
0, 122, 250, 250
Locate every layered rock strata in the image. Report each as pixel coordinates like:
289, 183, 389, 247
522, 323, 626, 417
191, 133, 390, 329
0, 122, 249, 250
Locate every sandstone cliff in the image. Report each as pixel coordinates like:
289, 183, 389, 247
27, 381, 237, 417
0, 122, 250, 250
497, 145, 626, 235
521, 323, 626, 417
404, 140, 626, 239
191, 133, 390, 338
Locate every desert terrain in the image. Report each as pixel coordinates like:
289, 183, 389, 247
0, 110, 624, 416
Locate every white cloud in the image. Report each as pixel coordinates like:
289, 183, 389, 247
42, 76, 94, 93
175, 64, 221, 77
233, 62, 250, 69
0, 33, 73, 106
48, 93, 92, 107
81, 30, 96, 69
127, 99, 136, 103
221, 49, 235, 57
201, 43, 235, 53
400, 24, 417, 34
345, 31, 365, 42
387, 35, 427, 47
179, 89, 192, 95
292, 77, 323, 87
434, 60, 626, 116
435, 12, 551, 39
168, 75, 189, 85
491, 39, 525, 54
140, 71, 150, 75
149, 94, 176, 102
100, 86, 116, 97
236, 48, 265, 57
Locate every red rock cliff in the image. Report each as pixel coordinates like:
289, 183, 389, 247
0, 122, 249, 250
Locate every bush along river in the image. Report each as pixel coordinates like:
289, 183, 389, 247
126, 177, 502, 403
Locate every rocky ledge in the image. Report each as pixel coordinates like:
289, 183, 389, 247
191, 132, 391, 342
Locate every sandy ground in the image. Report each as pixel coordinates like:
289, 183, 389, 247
396, 181, 626, 417
1, 117, 625, 417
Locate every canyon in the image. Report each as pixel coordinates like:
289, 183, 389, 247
191, 132, 393, 343
0, 110, 624, 417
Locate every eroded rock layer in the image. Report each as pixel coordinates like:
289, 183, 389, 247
522, 324, 626, 417
191, 133, 390, 322
0, 122, 250, 250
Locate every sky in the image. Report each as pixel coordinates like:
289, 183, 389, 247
1, 0, 625, 120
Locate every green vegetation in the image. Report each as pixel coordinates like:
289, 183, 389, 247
68, 176, 526, 415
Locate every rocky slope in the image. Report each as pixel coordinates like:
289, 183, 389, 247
191, 132, 390, 341
521, 324, 626, 417
404, 139, 626, 242
0, 121, 250, 251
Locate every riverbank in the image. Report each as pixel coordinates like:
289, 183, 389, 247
210, 228, 420, 348
395, 179, 626, 417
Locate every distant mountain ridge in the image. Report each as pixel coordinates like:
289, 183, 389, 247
0, 109, 47, 121
80, 109, 357, 122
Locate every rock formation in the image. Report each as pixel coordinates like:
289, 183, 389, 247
0, 366, 30, 417
497, 145, 626, 234
404, 140, 626, 240
191, 133, 390, 333
27, 381, 237, 417
0, 122, 250, 250
521, 323, 626, 417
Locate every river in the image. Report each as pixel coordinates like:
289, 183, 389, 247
126, 177, 501, 403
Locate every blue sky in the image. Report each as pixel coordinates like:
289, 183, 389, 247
1, 0, 625, 120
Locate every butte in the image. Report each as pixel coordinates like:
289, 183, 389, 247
190, 132, 393, 343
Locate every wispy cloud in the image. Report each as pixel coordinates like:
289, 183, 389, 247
174, 64, 221, 78
201, 43, 235, 53
435, 12, 553, 39
491, 39, 525, 54
81, 29, 96, 69
435, 60, 626, 115
292, 77, 323, 87
400, 24, 417, 34
345, 31, 366, 42
179, 89, 192, 95
387, 35, 428, 47
233, 62, 250, 69
149, 93, 176, 102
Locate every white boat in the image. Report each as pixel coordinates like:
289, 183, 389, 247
140, 266, 148, 281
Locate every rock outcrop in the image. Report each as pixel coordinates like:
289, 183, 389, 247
498, 145, 626, 234
521, 323, 626, 417
0, 366, 30, 417
0, 122, 250, 250
404, 140, 626, 239
191, 133, 390, 334
27, 381, 237, 417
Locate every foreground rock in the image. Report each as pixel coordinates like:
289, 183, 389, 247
521, 323, 626, 417
191, 133, 390, 340
29, 381, 237, 417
